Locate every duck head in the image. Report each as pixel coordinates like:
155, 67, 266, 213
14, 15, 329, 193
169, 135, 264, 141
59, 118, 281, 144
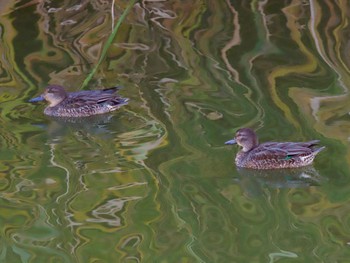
225, 128, 259, 152
29, 85, 68, 107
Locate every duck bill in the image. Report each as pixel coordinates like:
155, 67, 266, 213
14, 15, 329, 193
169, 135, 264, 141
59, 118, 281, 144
225, 139, 237, 145
29, 95, 44, 103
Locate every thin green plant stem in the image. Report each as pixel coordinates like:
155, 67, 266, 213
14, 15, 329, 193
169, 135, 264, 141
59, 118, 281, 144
80, 0, 137, 89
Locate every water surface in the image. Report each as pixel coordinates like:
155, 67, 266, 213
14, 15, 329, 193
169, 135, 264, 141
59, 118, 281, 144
0, 0, 350, 262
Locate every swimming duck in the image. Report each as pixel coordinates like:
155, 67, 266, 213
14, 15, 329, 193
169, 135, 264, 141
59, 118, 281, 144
29, 85, 128, 117
225, 128, 325, 169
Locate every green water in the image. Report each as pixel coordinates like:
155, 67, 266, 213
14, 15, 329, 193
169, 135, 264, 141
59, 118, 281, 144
0, 0, 350, 262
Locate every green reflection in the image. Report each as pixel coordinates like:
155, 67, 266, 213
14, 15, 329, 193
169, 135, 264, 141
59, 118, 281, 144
0, 0, 349, 262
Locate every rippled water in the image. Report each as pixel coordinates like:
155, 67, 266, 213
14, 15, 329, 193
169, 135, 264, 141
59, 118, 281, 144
1, 0, 350, 262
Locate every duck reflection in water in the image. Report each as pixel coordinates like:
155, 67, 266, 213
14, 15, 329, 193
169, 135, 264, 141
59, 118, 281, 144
232, 166, 325, 198
30, 114, 123, 143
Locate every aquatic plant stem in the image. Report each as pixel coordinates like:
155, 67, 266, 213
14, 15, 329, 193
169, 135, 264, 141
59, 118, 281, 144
80, 0, 137, 89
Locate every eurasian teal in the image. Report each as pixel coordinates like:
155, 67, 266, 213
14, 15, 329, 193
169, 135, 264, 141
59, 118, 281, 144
225, 128, 325, 169
29, 85, 128, 117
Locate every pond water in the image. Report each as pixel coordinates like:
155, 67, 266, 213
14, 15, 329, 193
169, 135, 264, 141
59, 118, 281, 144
1, 0, 350, 262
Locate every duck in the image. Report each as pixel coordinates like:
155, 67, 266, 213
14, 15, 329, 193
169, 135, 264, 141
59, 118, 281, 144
29, 85, 128, 117
225, 128, 325, 169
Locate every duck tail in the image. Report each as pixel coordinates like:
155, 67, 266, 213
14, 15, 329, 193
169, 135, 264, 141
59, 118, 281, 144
118, 97, 129, 105
113, 85, 123, 91
313, 146, 325, 155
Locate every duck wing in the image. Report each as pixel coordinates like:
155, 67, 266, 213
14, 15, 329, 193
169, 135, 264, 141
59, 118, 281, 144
253, 141, 320, 160
65, 88, 126, 108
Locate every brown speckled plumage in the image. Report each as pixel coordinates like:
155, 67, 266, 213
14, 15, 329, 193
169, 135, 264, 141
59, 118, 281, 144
225, 128, 325, 169
29, 85, 128, 117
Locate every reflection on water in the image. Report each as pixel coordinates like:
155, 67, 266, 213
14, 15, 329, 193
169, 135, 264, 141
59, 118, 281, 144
0, 0, 350, 262
235, 166, 324, 198
238, 166, 323, 188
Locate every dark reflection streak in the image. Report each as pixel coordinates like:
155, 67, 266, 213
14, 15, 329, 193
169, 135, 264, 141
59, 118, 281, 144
221, 0, 242, 83
11, 3, 40, 79
164, 37, 187, 69
46, 142, 87, 261
221, 0, 267, 129
309, 0, 347, 91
